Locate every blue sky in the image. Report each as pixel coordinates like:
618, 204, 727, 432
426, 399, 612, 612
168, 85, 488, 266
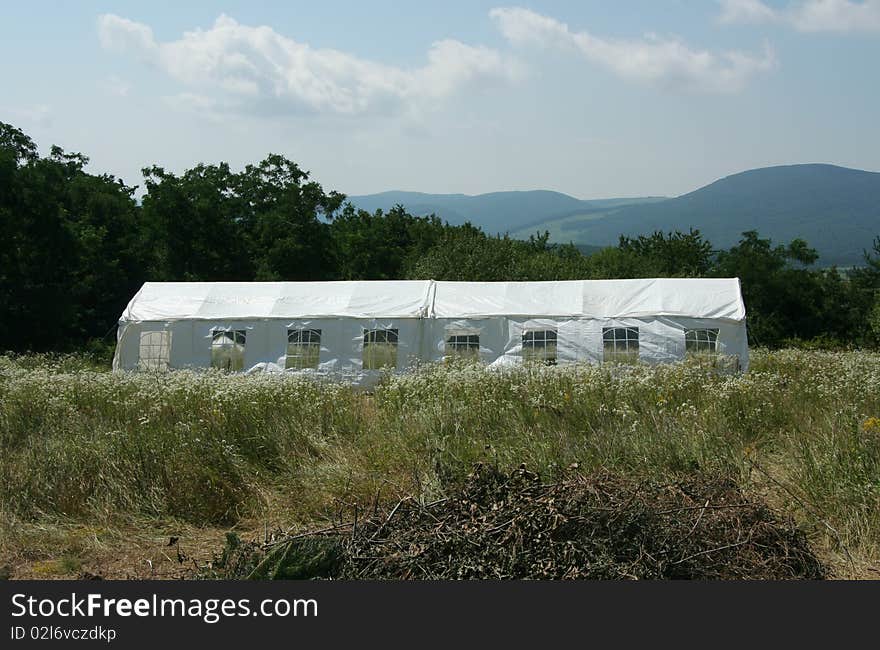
2, 1, 879, 198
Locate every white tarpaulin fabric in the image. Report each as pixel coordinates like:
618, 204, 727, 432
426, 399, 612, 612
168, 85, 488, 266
122, 280, 435, 321
431, 279, 746, 321
114, 278, 748, 381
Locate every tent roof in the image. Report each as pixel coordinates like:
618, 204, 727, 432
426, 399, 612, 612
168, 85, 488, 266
431, 279, 746, 320
121, 281, 435, 321
120, 278, 745, 322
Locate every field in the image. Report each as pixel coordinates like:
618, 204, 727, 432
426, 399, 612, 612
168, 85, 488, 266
1, 350, 879, 579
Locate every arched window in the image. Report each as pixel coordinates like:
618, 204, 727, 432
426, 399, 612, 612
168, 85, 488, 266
602, 327, 639, 363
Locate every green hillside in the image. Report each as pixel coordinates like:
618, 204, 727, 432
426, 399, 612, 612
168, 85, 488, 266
513, 164, 880, 267
348, 190, 662, 234
353, 165, 880, 266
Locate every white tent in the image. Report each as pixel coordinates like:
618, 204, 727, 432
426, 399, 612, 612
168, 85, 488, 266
113, 278, 748, 381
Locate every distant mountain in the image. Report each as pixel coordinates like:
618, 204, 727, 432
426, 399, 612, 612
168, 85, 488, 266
508, 164, 880, 267
348, 190, 663, 235
351, 164, 880, 267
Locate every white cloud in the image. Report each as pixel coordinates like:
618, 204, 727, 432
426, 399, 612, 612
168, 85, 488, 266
97, 13, 520, 117
99, 75, 131, 97
490, 7, 776, 93
718, 0, 780, 24
718, 0, 880, 33
4, 104, 52, 128
97, 14, 156, 54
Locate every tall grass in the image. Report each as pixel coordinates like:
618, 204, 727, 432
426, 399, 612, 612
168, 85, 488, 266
1, 350, 879, 568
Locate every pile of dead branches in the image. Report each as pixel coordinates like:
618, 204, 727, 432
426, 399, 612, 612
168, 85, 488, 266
209, 465, 825, 580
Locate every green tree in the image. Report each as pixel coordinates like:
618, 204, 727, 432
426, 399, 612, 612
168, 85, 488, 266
870, 292, 880, 342
618, 229, 714, 276
141, 154, 343, 282
0, 123, 146, 349
141, 163, 254, 281
853, 238, 880, 345
332, 204, 447, 280
713, 231, 832, 346
239, 154, 343, 281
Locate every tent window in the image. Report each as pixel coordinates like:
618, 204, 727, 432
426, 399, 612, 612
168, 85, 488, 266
138, 331, 171, 371
287, 328, 322, 369
211, 329, 246, 371
363, 328, 398, 370
522, 329, 557, 365
603, 327, 639, 363
685, 328, 719, 355
446, 334, 480, 360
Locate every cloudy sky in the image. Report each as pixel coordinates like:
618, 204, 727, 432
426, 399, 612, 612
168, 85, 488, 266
2, 1, 879, 198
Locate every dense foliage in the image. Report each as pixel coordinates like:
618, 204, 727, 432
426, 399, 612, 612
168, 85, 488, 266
2, 122, 879, 350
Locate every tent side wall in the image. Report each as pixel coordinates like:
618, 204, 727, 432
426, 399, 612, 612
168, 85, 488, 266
115, 315, 748, 374
113, 317, 425, 380
423, 316, 748, 369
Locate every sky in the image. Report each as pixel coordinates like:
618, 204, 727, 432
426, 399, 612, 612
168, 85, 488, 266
2, 0, 880, 198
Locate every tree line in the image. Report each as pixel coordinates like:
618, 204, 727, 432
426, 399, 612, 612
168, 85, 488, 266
2, 121, 879, 352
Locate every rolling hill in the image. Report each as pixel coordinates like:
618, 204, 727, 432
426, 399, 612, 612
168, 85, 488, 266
511, 164, 880, 266
348, 190, 663, 235
351, 164, 880, 266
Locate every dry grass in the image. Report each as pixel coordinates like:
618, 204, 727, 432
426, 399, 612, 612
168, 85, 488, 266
1, 349, 879, 579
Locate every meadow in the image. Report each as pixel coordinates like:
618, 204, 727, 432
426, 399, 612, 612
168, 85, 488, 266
1, 349, 879, 578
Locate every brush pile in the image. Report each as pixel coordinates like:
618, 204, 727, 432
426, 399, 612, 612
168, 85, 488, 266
211, 465, 825, 580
